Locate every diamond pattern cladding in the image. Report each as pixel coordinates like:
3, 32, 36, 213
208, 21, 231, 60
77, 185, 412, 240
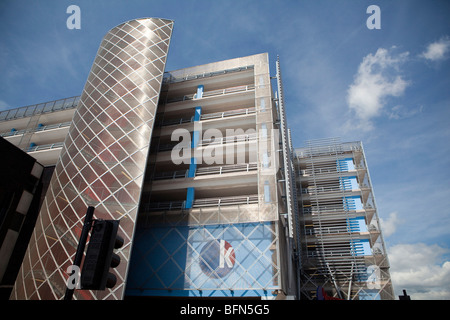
11, 18, 173, 300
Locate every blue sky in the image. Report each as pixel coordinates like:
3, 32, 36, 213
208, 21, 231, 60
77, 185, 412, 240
1, 0, 449, 299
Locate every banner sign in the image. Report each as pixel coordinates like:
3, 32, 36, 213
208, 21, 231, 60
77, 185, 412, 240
126, 221, 281, 297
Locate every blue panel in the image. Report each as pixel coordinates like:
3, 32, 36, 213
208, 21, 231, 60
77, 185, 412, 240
347, 216, 367, 232
125, 222, 279, 298
337, 158, 355, 172
343, 196, 363, 211
188, 157, 197, 178
194, 106, 202, 122
185, 187, 195, 209
347, 218, 360, 232
340, 176, 358, 190
350, 239, 371, 256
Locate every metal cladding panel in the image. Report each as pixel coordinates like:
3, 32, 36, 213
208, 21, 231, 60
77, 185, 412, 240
11, 18, 173, 300
126, 221, 281, 298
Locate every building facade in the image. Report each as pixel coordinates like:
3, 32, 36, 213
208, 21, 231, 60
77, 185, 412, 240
0, 137, 45, 299
294, 138, 394, 300
8, 17, 174, 300
0, 18, 393, 300
123, 52, 297, 298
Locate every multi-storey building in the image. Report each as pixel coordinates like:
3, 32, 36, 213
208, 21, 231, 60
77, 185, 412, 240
124, 52, 296, 298
293, 138, 394, 300
0, 96, 80, 167
1, 18, 297, 300
0, 17, 393, 300
0, 96, 80, 300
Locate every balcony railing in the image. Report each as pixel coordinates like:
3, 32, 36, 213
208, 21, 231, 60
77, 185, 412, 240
142, 194, 259, 211
142, 201, 186, 212
301, 185, 359, 194
166, 84, 255, 103
299, 165, 365, 177
199, 132, 257, 147
152, 163, 257, 181
295, 141, 363, 158
0, 96, 79, 122
196, 162, 257, 176
193, 195, 258, 207
200, 107, 256, 120
162, 65, 254, 84
26, 142, 64, 153
302, 203, 373, 215
153, 170, 189, 180
155, 107, 256, 127
1, 121, 72, 138
155, 132, 257, 152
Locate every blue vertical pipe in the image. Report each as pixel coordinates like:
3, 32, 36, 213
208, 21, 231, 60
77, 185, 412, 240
185, 187, 195, 209
188, 157, 197, 178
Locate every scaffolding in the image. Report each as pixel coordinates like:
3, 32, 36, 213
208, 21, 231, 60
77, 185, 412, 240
294, 138, 395, 300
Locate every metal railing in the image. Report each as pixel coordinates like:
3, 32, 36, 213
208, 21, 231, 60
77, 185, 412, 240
200, 106, 256, 120
153, 170, 189, 180
166, 84, 255, 103
26, 142, 64, 153
162, 65, 254, 84
156, 132, 257, 152
142, 194, 259, 211
196, 162, 257, 176
156, 117, 193, 127
193, 195, 258, 207
1, 121, 72, 138
199, 132, 257, 147
142, 201, 186, 212
295, 141, 363, 158
0, 96, 79, 122
151, 163, 257, 181
301, 185, 357, 194
302, 203, 373, 215
155, 107, 256, 127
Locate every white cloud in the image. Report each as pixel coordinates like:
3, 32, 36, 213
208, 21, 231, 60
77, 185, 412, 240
388, 243, 450, 300
346, 48, 410, 130
379, 212, 401, 238
388, 104, 423, 120
420, 36, 450, 61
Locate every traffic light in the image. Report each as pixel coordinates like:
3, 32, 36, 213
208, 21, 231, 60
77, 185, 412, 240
80, 219, 124, 290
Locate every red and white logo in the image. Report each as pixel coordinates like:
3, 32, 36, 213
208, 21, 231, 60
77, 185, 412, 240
199, 239, 236, 278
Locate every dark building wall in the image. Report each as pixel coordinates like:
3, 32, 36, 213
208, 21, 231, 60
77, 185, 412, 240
0, 137, 50, 299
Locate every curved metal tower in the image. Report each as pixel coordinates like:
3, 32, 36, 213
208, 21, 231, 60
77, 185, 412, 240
11, 18, 173, 300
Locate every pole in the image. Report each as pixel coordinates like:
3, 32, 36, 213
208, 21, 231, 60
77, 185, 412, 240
63, 206, 95, 300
